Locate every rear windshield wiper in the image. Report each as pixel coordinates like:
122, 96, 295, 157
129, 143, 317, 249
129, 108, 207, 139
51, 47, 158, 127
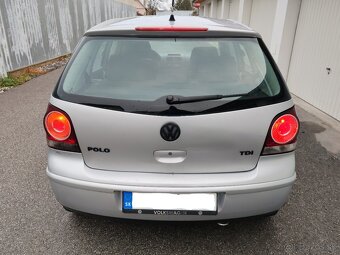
166, 93, 249, 105
81, 103, 125, 112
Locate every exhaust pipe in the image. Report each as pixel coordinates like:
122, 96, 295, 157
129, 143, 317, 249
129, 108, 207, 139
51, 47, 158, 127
217, 221, 230, 227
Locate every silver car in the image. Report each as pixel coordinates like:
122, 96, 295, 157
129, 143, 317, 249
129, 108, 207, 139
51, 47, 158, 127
44, 16, 299, 221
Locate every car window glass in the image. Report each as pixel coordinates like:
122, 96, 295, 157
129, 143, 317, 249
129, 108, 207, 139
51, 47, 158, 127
60, 37, 281, 109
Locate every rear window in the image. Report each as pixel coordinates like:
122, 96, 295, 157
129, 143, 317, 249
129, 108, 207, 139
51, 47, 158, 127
56, 37, 289, 115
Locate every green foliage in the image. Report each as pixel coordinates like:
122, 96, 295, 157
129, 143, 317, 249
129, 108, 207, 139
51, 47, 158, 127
0, 77, 17, 87
0, 74, 32, 88
175, 0, 193, 10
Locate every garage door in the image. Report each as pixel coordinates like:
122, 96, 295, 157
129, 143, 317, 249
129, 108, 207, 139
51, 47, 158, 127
287, 0, 340, 121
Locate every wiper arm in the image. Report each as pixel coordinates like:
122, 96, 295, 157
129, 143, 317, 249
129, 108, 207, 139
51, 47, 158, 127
166, 93, 248, 105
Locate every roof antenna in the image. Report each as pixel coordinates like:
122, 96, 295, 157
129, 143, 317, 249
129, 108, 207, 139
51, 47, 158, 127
169, 0, 175, 22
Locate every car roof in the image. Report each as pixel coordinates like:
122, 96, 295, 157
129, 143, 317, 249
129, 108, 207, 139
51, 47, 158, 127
85, 16, 260, 38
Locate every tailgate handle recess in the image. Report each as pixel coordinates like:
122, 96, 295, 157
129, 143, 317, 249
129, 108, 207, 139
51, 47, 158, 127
154, 150, 187, 164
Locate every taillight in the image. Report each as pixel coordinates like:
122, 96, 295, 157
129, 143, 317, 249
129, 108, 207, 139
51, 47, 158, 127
262, 107, 299, 155
43, 104, 80, 152
45, 111, 71, 141
271, 114, 299, 144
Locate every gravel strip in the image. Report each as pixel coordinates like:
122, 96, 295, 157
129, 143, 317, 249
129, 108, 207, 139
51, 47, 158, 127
0, 56, 70, 94
0, 87, 10, 94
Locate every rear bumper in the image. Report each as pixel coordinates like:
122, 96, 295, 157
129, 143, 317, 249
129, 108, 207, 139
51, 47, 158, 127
47, 149, 296, 221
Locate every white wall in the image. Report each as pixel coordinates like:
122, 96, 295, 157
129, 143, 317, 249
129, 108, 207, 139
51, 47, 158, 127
287, 0, 340, 121
241, 0, 253, 25
247, 0, 301, 79
222, 0, 230, 18
249, 0, 278, 46
276, 0, 301, 79
211, 0, 217, 18
229, 0, 240, 20
0, 0, 136, 77
205, 2, 211, 17
200, 5, 205, 16
198, 0, 300, 80
217, 0, 223, 19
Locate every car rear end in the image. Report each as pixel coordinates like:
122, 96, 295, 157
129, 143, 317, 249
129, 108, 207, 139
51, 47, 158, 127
44, 17, 298, 220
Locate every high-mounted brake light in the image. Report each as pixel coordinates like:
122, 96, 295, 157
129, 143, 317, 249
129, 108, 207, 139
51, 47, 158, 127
262, 107, 299, 155
135, 27, 208, 32
44, 104, 80, 152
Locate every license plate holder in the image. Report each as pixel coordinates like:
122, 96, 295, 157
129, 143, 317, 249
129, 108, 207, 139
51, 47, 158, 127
122, 192, 217, 216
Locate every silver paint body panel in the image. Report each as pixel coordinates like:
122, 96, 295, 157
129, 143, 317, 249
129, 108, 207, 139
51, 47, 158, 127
49, 96, 294, 174
47, 149, 295, 220
46, 16, 296, 220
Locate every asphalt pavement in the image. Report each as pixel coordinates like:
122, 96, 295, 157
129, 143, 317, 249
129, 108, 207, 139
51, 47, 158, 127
0, 68, 339, 254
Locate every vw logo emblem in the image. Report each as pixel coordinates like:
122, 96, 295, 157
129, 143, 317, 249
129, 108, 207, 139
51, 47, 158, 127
160, 122, 181, 142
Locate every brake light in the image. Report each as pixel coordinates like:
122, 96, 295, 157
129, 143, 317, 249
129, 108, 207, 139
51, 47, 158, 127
45, 111, 71, 141
135, 27, 208, 32
43, 104, 80, 152
271, 114, 299, 144
262, 107, 299, 155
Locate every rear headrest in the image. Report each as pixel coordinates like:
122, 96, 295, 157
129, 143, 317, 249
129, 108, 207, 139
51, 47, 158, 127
189, 46, 238, 82
105, 51, 159, 82
190, 47, 219, 65
120, 40, 152, 56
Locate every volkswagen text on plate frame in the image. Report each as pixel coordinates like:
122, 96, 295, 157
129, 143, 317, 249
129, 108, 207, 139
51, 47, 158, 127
44, 16, 299, 221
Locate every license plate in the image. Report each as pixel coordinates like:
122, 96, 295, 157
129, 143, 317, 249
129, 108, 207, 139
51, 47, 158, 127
122, 192, 217, 215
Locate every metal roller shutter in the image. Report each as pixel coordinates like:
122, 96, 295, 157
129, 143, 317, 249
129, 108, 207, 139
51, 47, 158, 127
287, 0, 340, 121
